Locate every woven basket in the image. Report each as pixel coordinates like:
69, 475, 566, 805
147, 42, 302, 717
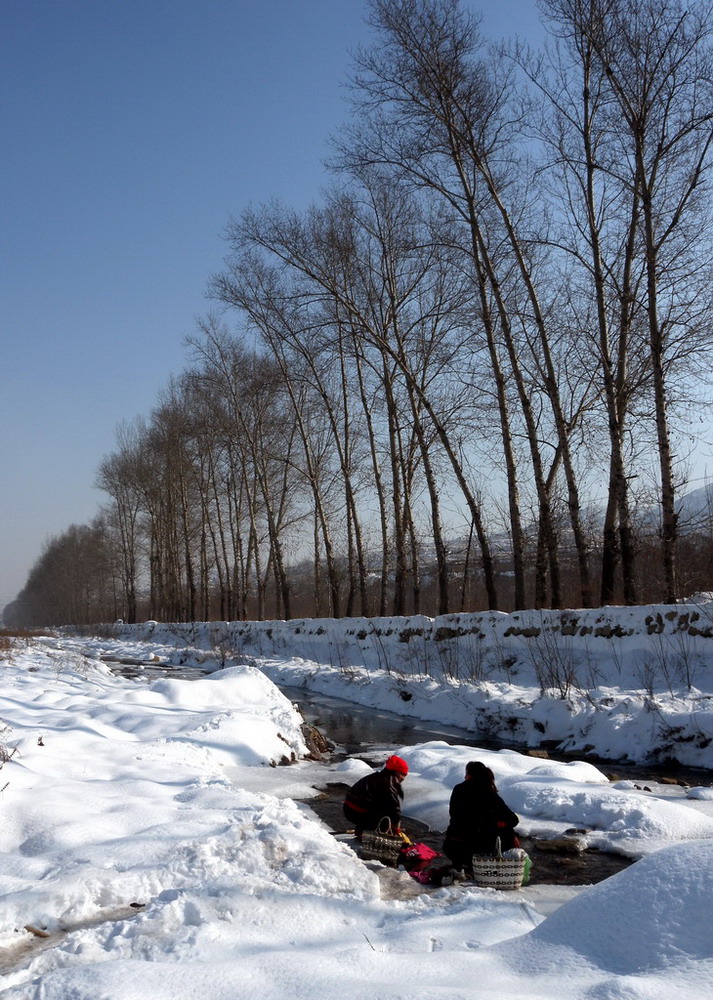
360, 817, 403, 865
470, 838, 527, 891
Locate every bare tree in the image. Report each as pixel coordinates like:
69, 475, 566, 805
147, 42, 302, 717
187, 327, 302, 620
9, 521, 118, 626
214, 176, 499, 612
542, 0, 713, 602
338, 0, 599, 607
96, 423, 146, 622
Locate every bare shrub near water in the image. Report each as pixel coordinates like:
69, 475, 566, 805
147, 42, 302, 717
360, 624, 393, 676
433, 635, 459, 681
602, 637, 626, 682
1, 629, 62, 668
431, 632, 487, 683
520, 614, 580, 699
0, 628, 55, 652
668, 630, 705, 691
210, 641, 239, 669
636, 630, 704, 697
205, 623, 243, 669
0, 723, 18, 794
329, 632, 358, 674
635, 658, 658, 700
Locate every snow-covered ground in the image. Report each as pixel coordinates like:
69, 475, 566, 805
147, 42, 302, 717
1, 623, 713, 998
110, 600, 713, 769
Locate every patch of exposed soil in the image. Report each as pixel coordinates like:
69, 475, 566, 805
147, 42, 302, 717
0, 904, 146, 977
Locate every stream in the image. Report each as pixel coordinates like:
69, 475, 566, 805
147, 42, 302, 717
279, 684, 713, 786
279, 685, 710, 887
104, 656, 713, 786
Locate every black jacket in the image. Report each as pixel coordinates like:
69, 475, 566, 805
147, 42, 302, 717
443, 779, 519, 862
343, 768, 404, 830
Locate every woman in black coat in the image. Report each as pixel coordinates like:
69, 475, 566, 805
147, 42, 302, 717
443, 760, 520, 872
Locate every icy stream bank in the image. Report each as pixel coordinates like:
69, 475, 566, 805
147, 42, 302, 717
80, 603, 713, 770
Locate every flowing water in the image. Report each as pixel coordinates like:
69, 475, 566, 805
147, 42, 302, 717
279, 685, 713, 887
280, 684, 713, 784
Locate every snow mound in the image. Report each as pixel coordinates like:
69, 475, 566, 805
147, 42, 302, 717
687, 786, 713, 801
503, 839, 713, 975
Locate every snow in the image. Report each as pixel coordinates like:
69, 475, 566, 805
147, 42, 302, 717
114, 603, 713, 769
1, 612, 713, 998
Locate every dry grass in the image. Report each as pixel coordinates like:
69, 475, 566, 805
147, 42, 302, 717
0, 628, 54, 639
0, 627, 55, 658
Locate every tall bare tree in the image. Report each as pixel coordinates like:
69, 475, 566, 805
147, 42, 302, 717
215, 176, 498, 612
542, 0, 713, 602
341, 0, 598, 607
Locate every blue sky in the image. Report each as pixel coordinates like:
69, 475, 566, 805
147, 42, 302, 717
0, 1, 574, 610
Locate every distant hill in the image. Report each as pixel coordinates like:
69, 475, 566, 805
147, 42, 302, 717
677, 484, 713, 532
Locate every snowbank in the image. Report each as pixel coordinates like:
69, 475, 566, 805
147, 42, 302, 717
499, 839, 713, 982
84, 602, 713, 768
2, 634, 713, 999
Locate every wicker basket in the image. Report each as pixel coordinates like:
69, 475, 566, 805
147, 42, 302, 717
360, 817, 403, 865
470, 838, 527, 890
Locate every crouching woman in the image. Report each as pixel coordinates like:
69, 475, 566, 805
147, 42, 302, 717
443, 760, 520, 872
343, 755, 409, 839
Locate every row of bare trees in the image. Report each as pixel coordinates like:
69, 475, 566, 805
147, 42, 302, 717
4, 522, 120, 627
6, 0, 713, 627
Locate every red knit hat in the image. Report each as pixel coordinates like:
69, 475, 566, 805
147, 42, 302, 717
385, 754, 409, 776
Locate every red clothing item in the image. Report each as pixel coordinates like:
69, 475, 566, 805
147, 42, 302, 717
384, 754, 409, 776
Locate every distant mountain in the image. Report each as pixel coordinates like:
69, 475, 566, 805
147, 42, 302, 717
677, 484, 713, 532
442, 484, 713, 552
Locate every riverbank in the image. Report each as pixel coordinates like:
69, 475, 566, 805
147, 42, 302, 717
86, 600, 713, 770
100, 656, 694, 887
284, 684, 713, 787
